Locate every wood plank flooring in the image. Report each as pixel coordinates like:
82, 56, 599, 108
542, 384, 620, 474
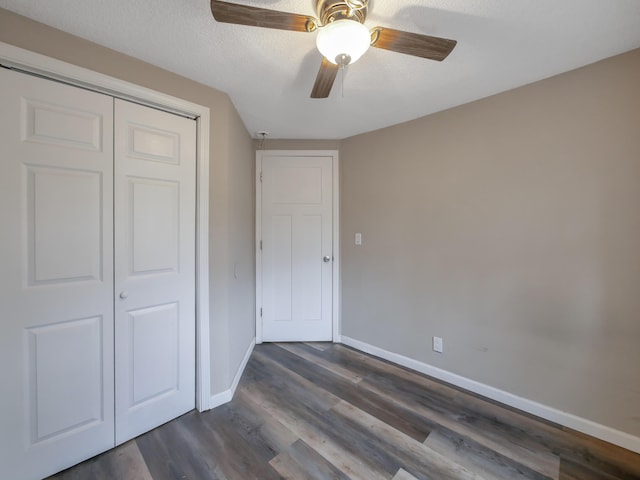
49, 342, 640, 480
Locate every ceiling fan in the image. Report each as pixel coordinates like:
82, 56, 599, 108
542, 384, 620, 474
210, 0, 457, 98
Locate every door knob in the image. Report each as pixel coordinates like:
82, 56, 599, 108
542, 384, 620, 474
323, 256, 331, 263
119, 291, 129, 299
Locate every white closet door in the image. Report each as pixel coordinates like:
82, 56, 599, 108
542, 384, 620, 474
0, 69, 115, 479
113, 99, 196, 444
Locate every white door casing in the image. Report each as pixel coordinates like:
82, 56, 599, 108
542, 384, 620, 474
256, 151, 340, 343
0, 68, 116, 480
113, 99, 196, 444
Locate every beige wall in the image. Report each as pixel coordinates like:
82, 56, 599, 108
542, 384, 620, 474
0, 8, 256, 397
341, 48, 640, 437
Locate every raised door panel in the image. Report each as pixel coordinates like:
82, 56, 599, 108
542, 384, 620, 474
127, 303, 180, 405
27, 167, 103, 284
26, 316, 105, 443
296, 214, 323, 321
0, 69, 115, 480
270, 214, 293, 322
114, 99, 196, 445
129, 178, 180, 274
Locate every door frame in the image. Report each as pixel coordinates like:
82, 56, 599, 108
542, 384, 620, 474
0, 42, 213, 411
255, 150, 340, 344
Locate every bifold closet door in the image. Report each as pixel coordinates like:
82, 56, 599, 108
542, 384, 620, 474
0, 68, 197, 478
113, 99, 196, 444
0, 68, 115, 479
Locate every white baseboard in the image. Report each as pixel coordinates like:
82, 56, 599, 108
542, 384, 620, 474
209, 389, 233, 408
340, 335, 640, 454
209, 337, 256, 409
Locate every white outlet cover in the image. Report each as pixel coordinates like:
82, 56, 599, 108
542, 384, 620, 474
433, 336, 443, 353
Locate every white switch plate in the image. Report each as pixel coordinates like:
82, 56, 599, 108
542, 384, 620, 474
355, 233, 362, 245
433, 336, 443, 353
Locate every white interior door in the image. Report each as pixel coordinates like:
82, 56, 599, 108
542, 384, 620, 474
0, 68, 115, 479
113, 99, 196, 444
259, 153, 334, 342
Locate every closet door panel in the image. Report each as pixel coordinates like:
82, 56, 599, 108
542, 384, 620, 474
28, 166, 103, 283
114, 99, 196, 444
0, 69, 115, 480
129, 177, 179, 273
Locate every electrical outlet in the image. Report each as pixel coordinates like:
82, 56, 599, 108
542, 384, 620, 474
355, 233, 362, 245
433, 336, 443, 353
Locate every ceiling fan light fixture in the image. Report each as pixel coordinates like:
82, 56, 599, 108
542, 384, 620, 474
316, 19, 371, 65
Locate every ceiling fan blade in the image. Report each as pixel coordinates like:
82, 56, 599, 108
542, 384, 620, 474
311, 58, 340, 99
370, 27, 457, 61
211, 0, 318, 32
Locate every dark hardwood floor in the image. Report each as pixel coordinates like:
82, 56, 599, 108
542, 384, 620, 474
49, 342, 640, 479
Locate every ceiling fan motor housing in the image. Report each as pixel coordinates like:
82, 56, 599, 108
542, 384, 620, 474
316, 0, 368, 25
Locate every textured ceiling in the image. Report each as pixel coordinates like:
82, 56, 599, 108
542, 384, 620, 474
1, 0, 639, 139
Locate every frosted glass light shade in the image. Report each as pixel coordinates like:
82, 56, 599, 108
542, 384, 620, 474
316, 19, 371, 65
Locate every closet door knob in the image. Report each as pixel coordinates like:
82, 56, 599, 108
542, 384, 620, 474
119, 291, 129, 300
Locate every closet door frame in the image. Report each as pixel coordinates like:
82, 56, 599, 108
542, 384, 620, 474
0, 41, 213, 411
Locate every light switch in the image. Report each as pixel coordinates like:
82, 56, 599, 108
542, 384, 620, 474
355, 233, 362, 245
